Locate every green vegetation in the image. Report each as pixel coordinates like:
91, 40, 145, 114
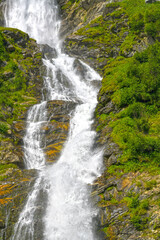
0, 122, 8, 134
61, 0, 80, 10
81, 0, 160, 172
0, 28, 41, 179
0, 163, 18, 181
123, 194, 150, 230
0, 28, 40, 129
69, 0, 79, 3
145, 180, 157, 190
0, 163, 17, 171
98, 42, 160, 171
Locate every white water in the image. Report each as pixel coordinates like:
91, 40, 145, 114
4, 0, 103, 239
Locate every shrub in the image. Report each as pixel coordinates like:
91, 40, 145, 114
145, 22, 157, 38
0, 122, 8, 134
135, 51, 148, 63
130, 13, 144, 33
131, 215, 149, 230
130, 196, 140, 208
145, 9, 160, 23
126, 102, 146, 119
145, 180, 157, 190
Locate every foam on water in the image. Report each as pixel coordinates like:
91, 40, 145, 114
4, 0, 103, 239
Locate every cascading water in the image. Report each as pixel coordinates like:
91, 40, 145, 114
4, 0, 103, 239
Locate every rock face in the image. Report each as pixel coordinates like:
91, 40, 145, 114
0, 28, 44, 166
0, 27, 44, 238
58, 0, 108, 38
62, 2, 147, 70
44, 100, 76, 163
0, 1, 5, 26
0, 169, 37, 239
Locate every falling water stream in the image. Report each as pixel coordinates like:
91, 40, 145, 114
4, 0, 103, 239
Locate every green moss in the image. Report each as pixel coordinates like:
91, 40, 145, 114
122, 194, 150, 230
0, 164, 17, 171
145, 180, 157, 190
0, 122, 8, 134
61, 0, 80, 11
96, 41, 160, 171
0, 28, 41, 127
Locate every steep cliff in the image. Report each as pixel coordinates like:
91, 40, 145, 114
0, 2, 80, 237
58, 0, 160, 239
0, 26, 44, 238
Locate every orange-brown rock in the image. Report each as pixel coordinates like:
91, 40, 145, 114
44, 100, 76, 163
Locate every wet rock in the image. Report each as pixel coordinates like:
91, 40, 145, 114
104, 142, 120, 158
44, 100, 76, 163
100, 100, 117, 115
40, 44, 58, 59
0, 219, 5, 229
2, 29, 29, 42
0, 169, 37, 238
107, 153, 120, 166
73, 59, 87, 79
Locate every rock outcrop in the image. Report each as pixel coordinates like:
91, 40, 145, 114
0, 27, 44, 237
58, 0, 108, 38
44, 100, 76, 163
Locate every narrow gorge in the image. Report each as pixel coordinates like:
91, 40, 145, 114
0, 0, 160, 240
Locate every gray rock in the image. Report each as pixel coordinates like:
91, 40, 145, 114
44, 100, 76, 163
145, 0, 156, 3
40, 44, 57, 59
104, 142, 120, 158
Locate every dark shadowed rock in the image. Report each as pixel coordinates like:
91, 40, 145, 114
145, 0, 156, 3
40, 44, 58, 59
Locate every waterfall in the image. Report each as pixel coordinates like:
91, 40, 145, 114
4, 0, 103, 239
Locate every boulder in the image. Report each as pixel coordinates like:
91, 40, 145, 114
40, 44, 58, 59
